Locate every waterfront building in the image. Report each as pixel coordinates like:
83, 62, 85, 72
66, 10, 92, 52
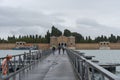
99, 41, 110, 50
16, 41, 26, 47
50, 36, 75, 49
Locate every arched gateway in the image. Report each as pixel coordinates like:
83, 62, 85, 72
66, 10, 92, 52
50, 36, 75, 49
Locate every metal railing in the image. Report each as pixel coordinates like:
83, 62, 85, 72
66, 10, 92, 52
0, 49, 52, 80
66, 49, 120, 80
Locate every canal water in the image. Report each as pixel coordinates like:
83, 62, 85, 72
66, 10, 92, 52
78, 50, 120, 76
0, 50, 120, 76
0, 50, 30, 57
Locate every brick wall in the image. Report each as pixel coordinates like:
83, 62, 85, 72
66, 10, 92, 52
0, 43, 16, 49
0, 43, 120, 50
76, 43, 99, 50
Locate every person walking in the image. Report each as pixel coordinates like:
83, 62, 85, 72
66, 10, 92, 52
58, 44, 61, 55
58, 46, 61, 54
62, 45, 65, 54
52, 46, 56, 55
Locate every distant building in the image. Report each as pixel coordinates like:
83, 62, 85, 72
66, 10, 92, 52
99, 41, 110, 50
16, 41, 26, 47
50, 36, 75, 49
14, 41, 38, 50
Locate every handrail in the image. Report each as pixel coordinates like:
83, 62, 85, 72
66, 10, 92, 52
0, 49, 52, 80
66, 49, 120, 80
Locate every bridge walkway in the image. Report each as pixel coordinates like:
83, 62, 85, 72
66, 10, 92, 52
16, 50, 76, 80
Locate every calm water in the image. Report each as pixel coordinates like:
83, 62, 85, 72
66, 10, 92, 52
78, 50, 120, 76
0, 50, 120, 76
0, 50, 30, 57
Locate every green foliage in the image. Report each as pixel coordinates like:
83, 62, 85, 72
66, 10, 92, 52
45, 30, 51, 43
71, 32, 84, 43
7, 35, 16, 43
94, 34, 118, 43
63, 29, 71, 37
0, 26, 119, 43
108, 34, 117, 42
51, 26, 62, 37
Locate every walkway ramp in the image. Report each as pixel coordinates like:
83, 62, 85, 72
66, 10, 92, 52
16, 50, 76, 80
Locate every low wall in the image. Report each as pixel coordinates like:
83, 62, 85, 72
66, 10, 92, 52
76, 43, 120, 50
0, 43, 50, 50
110, 43, 120, 49
75, 43, 99, 50
0, 43, 120, 50
0, 43, 16, 49
37, 44, 50, 50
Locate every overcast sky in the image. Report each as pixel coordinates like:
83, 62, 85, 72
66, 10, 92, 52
0, 0, 120, 39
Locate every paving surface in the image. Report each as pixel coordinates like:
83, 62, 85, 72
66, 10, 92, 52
15, 50, 76, 80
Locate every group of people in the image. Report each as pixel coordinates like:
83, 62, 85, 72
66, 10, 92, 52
52, 43, 66, 55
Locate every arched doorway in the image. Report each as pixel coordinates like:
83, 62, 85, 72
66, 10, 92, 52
58, 42, 67, 47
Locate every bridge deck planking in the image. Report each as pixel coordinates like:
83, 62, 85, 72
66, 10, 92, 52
15, 50, 76, 80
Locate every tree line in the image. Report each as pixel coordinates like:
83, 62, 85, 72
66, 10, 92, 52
0, 26, 120, 43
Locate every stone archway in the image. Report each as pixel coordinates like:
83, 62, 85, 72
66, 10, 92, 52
58, 42, 67, 47
50, 36, 75, 49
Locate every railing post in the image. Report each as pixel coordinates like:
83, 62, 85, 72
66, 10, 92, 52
23, 52, 26, 67
91, 67, 95, 80
66, 49, 120, 80
79, 60, 82, 79
77, 58, 79, 71
75, 57, 78, 69
100, 73, 105, 80
26, 53, 29, 66
81, 60, 86, 80
29, 50, 31, 54
84, 62, 89, 80
7, 58, 10, 75
14, 56, 16, 72
39, 50, 41, 59
38, 50, 40, 60
30, 52, 32, 64
36, 51, 38, 60
19, 55, 21, 69
0, 59, 2, 78
74, 55, 76, 68
34, 52, 36, 61
79, 60, 83, 80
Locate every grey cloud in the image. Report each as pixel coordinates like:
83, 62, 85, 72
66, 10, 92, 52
0, 0, 120, 39
75, 18, 120, 38
10, 26, 49, 36
10, 28, 39, 35
22, 0, 120, 14
0, 7, 64, 27
76, 18, 105, 28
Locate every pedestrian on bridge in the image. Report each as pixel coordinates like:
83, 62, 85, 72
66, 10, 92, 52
52, 46, 56, 55
61, 43, 66, 54
58, 43, 61, 54
62, 46, 65, 54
